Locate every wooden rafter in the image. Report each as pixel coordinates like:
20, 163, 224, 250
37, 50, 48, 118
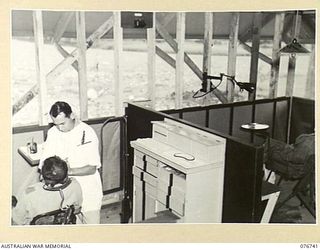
12, 15, 114, 116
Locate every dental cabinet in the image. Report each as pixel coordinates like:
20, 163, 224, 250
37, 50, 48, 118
130, 118, 226, 223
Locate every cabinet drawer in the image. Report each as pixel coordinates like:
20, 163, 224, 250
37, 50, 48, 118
157, 189, 168, 205
158, 165, 186, 191
132, 166, 157, 187
132, 165, 142, 177
157, 179, 169, 193
144, 171, 157, 186
134, 155, 145, 169
158, 165, 175, 183
146, 161, 158, 177
170, 196, 185, 216
145, 182, 157, 198
157, 179, 185, 200
134, 149, 145, 159
171, 186, 185, 200
172, 172, 186, 191
145, 194, 157, 220
145, 155, 158, 166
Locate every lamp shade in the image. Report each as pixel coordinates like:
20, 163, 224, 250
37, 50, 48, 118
279, 38, 310, 54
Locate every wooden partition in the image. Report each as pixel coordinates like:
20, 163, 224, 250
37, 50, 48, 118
290, 97, 315, 143
126, 103, 264, 223
164, 97, 293, 143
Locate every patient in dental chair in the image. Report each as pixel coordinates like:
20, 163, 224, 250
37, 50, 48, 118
266, 133, 315, 179
12, 156, 83, 225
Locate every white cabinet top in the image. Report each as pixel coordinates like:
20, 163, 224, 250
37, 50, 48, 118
131, 138, 224, 174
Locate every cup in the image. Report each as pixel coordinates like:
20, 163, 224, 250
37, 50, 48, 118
27, 142, 37, 154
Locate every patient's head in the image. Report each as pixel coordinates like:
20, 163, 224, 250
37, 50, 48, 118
42, 156, 68, 188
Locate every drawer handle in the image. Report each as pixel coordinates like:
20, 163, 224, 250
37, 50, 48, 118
173, 152, 195, 161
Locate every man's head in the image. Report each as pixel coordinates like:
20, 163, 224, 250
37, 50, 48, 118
42, 156, 68, 188
49, 101, 75, 132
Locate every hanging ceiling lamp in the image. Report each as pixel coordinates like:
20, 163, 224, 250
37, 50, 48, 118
279, 11, 310, 55
279, 38, 310, 54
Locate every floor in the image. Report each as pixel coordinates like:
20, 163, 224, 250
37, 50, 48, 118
99, 177, 316, 224
100, 202, 122, 224
270, 177, 316, 224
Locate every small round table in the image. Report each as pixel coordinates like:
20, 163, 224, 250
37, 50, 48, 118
240, 122, 270, 150
241, 122, 272, 182
241, 122, 269, 132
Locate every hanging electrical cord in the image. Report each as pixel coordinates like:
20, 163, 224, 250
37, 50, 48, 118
192, 79, 224, 98
193, 72, 224, 98
221, 73, 255, 93
193, 72, 255, 99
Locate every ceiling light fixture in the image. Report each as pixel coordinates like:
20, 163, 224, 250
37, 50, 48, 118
279, 11, 309, 56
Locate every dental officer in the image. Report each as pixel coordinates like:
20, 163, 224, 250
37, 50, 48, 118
39, 101, 103, 224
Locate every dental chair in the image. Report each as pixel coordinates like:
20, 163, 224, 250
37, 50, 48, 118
30, 205, 77, 225
265, 135, 315, 218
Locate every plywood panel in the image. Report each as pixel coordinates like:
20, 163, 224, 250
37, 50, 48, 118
208, 108, 231, 135
182, 110, 206, 127
232, 105, 253, 141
